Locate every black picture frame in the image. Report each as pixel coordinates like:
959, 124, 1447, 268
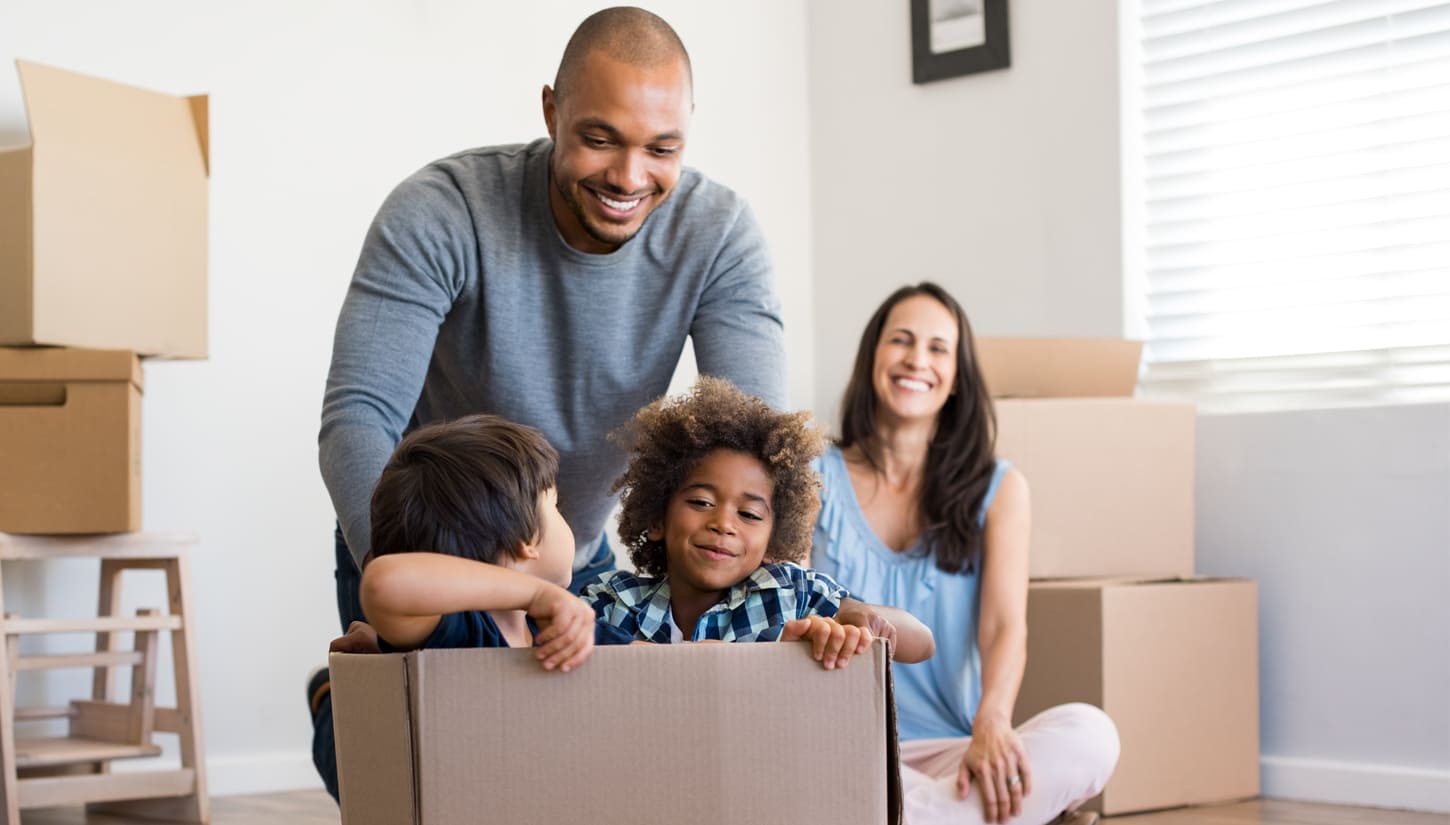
911, 0, 1011, 84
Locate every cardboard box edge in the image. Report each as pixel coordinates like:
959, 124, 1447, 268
331, 652, 418, 825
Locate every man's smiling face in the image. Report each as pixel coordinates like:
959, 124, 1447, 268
543, 49, 692, 254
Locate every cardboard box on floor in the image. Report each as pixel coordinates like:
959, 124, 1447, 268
332, 641, 901, 825
1015, 577, 1260, 815
0, 347, 142, 533
977, 338, 1195, 579
0, 60, 208, 358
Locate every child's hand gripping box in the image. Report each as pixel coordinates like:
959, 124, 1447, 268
331, 640, 901, 825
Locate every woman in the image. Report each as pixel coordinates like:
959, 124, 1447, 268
811, 283, 1119, 825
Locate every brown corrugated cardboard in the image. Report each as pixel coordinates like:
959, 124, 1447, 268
975, 337, 1194, 579
332, 641, 901, 825
1015, 578, 1260, 815
0, 60, 208, 358
996, 397, 1195, 579
0, 348, 143, 533
976, 337, 1143, 398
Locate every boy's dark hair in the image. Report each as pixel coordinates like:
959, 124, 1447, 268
612, 377, 826, 577
367, 414, 559, 565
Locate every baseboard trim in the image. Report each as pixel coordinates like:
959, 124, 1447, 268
1262, 755, 1450, 814
112, 750, 324, 797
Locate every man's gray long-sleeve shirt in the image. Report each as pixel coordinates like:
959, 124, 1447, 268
320, 138, 786, 570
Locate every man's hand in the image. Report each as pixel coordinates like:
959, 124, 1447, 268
528, 583, 596, 673
781, 615, 873, 670
329, 621, 382, 654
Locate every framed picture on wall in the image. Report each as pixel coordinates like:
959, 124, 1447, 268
911, 0, 1010, 83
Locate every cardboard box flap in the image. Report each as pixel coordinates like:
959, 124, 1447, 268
187, 94, 209, 175
883, 645, 902, 825
1030, 576, 1236, 591
0, 146, 33, 341
330, 653, 418, 825
977, 337, 1142, 398
0, 61, 209, 359
16, 60, 208, 179
0, 348, 142, 390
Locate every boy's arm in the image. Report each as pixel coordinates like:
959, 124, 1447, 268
836, 598, 935, 664
359, 553, 586, 661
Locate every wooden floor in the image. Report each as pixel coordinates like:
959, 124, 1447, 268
14, 793, 1449, 824
1114, 799, 1448, 825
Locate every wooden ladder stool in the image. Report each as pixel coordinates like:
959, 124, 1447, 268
0, 532, 208, 824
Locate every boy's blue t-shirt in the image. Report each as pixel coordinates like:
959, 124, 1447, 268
579, 561, 849, 643
378, 609, 633, 651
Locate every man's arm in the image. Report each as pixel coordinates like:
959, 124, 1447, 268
318, 172, 473, 567
689, 201, 788, 408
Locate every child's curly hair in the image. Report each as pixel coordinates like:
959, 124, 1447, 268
612, 377, 827, 577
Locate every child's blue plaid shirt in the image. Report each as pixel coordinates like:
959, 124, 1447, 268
580, 562, 850, 643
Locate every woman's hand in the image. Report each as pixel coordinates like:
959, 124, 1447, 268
958, 717, 1031, 823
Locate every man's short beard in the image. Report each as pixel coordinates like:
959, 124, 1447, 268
555, 176, 646, 249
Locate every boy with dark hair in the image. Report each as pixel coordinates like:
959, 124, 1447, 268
359, 414, 604, 657
310, 414, 628, 800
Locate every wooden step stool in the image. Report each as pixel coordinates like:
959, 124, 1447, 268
0, 532, 208, 824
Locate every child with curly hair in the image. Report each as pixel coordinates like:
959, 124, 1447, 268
581, 376, 934, 667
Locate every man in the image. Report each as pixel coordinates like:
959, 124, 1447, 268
319, 6, 786, 635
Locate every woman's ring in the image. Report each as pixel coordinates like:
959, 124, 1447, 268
1007, 775, 1021, 787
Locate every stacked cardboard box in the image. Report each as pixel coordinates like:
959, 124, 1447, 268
0, 60, 208, 534
977, 338, 1260, 815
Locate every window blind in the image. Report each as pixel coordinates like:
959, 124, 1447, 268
1136, 0, 1450, 412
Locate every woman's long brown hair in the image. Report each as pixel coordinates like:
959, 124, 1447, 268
837, 282, 997, 574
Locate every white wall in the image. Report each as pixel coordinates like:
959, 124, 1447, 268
0, 0, 812, 794
806, 0, 1125, 426
1197, 403, 1450, 812
804, 0, 1450, 813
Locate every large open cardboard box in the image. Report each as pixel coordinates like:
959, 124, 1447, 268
332, 641, 901, 825
978, 338, 1195, 579
0, 60, 208, 358
0, 347, 142, 533
1015, 577, 1260, 815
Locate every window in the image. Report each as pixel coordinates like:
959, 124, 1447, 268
1135, 0, 1450, 412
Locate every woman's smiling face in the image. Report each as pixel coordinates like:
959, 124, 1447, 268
871, 294, 960, 426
